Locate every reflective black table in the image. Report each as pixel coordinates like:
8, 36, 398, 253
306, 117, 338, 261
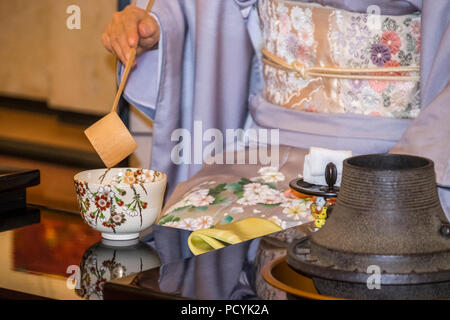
0, 205, 313, 300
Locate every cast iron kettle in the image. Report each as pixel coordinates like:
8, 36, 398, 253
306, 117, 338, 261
287, 154, 450, 299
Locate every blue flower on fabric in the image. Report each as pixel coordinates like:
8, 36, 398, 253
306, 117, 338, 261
370, 43, 391, 67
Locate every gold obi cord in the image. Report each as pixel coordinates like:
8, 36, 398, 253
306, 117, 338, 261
262, 48, 420, 81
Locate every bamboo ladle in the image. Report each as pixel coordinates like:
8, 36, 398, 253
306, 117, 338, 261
85, 0, 155, 168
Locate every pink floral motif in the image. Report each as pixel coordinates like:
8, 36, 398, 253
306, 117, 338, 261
381, 30, 402, 55
245, 183, 266, 194
304, 105, 316, 113
260, 188, 283, 204
411, 20, 421, 35
178, 218, 201, 231
185, 189, 215, 207
369, 80, 388, 93
279, 13, 291, 35
368, 79, 388, 93
236, 197, 258, 206
196, 216, 214, 229
297, 44, 310, 63
238, 182, 283, 206
369, 60, 405, 93
298, 25, 314, 47
384, 60, 405, 76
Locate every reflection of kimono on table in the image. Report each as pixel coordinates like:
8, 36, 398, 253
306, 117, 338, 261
121, 0, 450, 232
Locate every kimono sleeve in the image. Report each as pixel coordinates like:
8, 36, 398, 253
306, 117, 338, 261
117, 0, 185, 120
390, 84, 450, 187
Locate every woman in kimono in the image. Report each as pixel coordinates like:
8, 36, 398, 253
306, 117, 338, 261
102, 0, 450, 232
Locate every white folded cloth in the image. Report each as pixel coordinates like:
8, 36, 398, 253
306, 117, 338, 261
303, 147, 352, 187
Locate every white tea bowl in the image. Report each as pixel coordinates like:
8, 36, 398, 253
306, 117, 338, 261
74, 168, 167, 240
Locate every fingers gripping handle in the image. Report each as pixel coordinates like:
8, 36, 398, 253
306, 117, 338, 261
111, 0, 155, 114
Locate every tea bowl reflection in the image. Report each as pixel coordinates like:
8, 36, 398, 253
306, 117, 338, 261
74, 168, 167, 240
76, 239, 161, 300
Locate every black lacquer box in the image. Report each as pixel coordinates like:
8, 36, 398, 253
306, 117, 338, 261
0, 167, 40, 214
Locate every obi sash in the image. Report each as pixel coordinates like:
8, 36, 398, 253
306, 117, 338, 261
258, 0, 422, 119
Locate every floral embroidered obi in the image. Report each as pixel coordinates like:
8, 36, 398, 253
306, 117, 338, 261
259, 0, 422, 119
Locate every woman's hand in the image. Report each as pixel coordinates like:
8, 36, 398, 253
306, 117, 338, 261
102, 5, 160, 65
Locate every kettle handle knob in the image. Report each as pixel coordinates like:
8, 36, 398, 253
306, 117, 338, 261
325, 162, 337, 191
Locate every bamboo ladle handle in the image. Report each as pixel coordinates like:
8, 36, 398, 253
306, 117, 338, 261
111, 0, 155, 113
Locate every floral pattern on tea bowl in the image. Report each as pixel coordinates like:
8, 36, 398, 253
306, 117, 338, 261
74, 168, 167, 240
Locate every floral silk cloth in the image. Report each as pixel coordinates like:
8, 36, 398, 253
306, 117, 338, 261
158, 147, 315, 231
259, 0, 421, 119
